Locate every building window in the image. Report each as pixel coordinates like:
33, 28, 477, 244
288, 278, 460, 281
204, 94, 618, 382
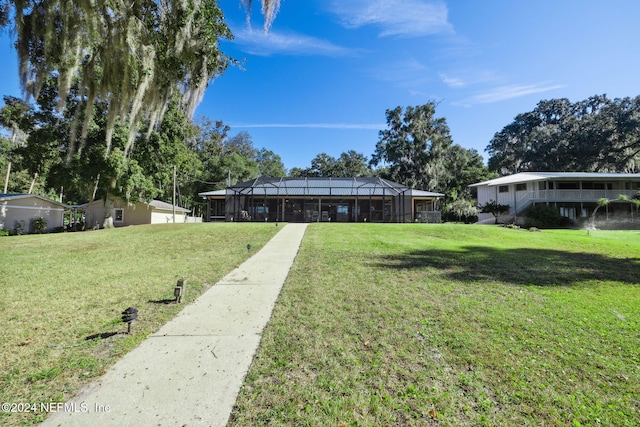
557, 182, 579, 190
515, 183, 527, 191
498, 185, 509, 193
559, 207, 576, 220
114, 208, 124, 223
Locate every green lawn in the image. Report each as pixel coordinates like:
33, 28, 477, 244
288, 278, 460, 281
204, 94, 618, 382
0, 223, 279, 426
1, 223, 639, 426
229, 224, 640, 426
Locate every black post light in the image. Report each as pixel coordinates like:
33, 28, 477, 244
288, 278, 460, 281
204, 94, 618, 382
121, 307, 138, 334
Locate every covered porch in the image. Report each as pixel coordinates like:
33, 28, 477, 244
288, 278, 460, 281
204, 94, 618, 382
200, 177, 443, 223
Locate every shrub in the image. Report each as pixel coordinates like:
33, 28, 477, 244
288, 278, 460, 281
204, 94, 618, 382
14, 220, 26, 235
523, 204, 571, 229
32, 217, 48, 234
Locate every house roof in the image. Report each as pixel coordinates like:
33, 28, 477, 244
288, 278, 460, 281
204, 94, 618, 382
200, 177, 444, 198
148, 200, 190, 213
0, 193, 70, 208
75, 198, 190, 213
199, 189, 230, 197
470, 172, 640, 187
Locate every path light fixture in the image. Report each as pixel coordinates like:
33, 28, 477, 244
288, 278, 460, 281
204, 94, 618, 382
121, 307, 138, 334
247, 243, 252, 253
174, 278, 186, 303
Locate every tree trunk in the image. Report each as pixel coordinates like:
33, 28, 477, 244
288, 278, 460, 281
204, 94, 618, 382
2, 161, 10, 193
28, 172, 38, 193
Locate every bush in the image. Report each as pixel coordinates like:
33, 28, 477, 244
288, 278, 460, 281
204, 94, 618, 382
523, 205, 571, 229
32, 217, 47, 234
0, 229, 10, 237
14, 220, 26, 235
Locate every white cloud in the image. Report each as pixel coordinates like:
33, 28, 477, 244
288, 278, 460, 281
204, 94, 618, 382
232, 27, 351, 57
229, 123, 385, 130
439, 69, 503, 89
329, 0, 453, 37
369, 58, 433, 92
465, 83, 566, 105
439, 73, 466, 88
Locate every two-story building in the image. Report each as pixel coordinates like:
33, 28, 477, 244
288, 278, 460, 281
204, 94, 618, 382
470, 172, 640, 226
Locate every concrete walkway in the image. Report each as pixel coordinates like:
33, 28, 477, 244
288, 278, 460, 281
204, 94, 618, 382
42, 223, 308, 427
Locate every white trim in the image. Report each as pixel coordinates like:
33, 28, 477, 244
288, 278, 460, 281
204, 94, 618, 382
0, 204, 66, 212
471, 172, 640, 188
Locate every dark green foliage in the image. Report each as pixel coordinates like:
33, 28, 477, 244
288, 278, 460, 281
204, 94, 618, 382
0, 0, 234, 155
31, 216, 47, 234
487, 95, 640, 174
372, 102, 453, 191
523, 204, 572, 229
372, 103, 495, 216
256, 148, 286, 177
479, 200, 510, 224
290, 151, 372, 177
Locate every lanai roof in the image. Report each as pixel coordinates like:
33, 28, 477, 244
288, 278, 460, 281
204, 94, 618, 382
200, 177, 444, 198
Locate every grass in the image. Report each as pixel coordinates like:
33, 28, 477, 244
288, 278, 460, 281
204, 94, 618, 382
228, 224, 640, 426
0, 223, 279, 426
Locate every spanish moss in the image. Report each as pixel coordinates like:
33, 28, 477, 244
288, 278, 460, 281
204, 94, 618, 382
1, 0, 234, 157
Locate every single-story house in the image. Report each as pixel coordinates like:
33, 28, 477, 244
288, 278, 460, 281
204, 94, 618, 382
470, 172, 640, 225
80, 197, 192, 228
0, 193, 68, 232
199, 177, 444, 223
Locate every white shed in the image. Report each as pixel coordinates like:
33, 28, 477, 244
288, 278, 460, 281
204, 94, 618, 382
80, 197, 191, 228
0, 193, 67, 233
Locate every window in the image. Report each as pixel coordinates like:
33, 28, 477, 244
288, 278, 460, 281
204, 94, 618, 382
516, 183, 527, 191
498, 185, 509, 193
114, 208, 124, 223
559, 207, 576, 220
582, 182, 604, 190
557, 182, 579, 190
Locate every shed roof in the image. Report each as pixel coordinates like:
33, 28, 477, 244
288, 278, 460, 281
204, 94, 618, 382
148, 200, 190, 213
0, 193, 70, 208
470, 172, 640, 187
200, 177, 444, 198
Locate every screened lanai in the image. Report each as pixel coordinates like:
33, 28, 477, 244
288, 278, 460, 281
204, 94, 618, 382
199, 177, 443, 223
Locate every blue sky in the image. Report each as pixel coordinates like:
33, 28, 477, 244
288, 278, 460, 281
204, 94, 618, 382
1, 1, 640, 171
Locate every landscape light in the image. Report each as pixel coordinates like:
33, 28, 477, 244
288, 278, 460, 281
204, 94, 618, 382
121, 307, 138, 334
174, 278, 186, 303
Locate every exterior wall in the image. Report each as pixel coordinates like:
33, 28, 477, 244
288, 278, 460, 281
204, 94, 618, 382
207, 194, 440, 223
475, 176, 640, 225
0, 197, 65, 232
151, 210, 187, 224
84, 199, 152, 228
115, 201, 152, 227
83, 201, 107, 228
